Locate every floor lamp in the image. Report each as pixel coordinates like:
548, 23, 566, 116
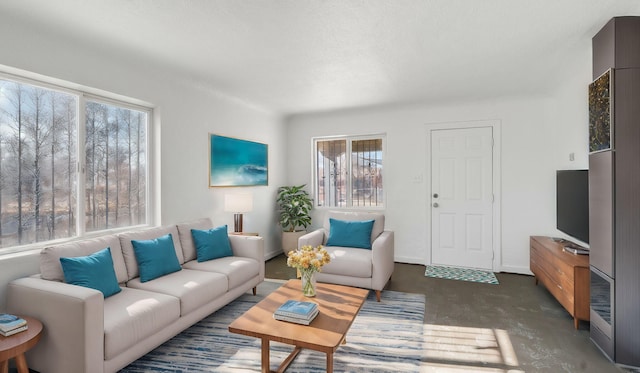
224, 193, 253, 233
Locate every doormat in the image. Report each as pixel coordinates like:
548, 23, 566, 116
424, 265, 499, 284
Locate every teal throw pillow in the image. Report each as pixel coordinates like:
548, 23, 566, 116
60, 247, 122, 298
325, 218, 375, 249
131, 233, 182, 282
191, 225, 233, 262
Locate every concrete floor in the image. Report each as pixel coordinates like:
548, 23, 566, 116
266, 254, 632, 373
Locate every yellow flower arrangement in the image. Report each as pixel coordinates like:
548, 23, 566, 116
286, 245, 331, 272
287, 245, 330, 296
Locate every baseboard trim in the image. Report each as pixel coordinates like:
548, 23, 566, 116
264, 249, 282, 261
498, 265, 532, 276
394, 256, 424, 265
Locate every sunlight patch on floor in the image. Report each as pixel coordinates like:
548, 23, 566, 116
421, 324, 524, 372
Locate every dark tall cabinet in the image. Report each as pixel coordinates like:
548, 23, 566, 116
590, 17, 640, 368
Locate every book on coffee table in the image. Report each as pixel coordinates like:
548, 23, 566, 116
273, 300, 319, 325
274, 300, 318, 319
274, 307, 319, 325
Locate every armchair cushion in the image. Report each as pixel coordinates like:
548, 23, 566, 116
320, 247, 373, 277
326, 218, 375, 249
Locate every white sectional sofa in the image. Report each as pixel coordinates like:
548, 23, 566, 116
5, 218, 264, 373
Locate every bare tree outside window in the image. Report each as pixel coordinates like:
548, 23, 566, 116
0, 79, 78, 248
85, 101, 146, 232
314, 136, 384, 208
0, 76, 149, 251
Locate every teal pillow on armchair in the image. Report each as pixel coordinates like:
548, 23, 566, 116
325, 218, 375, 249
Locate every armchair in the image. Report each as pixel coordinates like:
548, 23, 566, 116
298, 210, 394, 301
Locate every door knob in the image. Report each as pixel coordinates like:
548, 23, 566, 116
433, 193, 439, 198
433, 202, 439, 208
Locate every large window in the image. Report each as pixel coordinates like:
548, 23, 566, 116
0, 76, 149, 251
314, 135, 384, 208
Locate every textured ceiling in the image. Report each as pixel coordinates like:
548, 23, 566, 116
2, 0, 640, 115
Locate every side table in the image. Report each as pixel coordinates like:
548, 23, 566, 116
0, 316, 43, 373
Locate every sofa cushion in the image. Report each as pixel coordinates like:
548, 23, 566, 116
103, 287, 180, 360
131, 234, 182, 282
326, 218, 375, 249
59, 247, 122, 298
119, 225, 184, 281
324, 211, 385, 243
40, 235, 128, 284
126, 269, 228, 316
191, 225, 233, 262
319, 246, 372, 278
176, 218, 214, 262
183, 256, 260, 289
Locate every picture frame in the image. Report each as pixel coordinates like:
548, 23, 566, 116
209, 134, 268, 187
589, 69, 613, 153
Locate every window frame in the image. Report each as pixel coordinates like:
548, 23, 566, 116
312, 133, 386, 210
0, 68, 155, 255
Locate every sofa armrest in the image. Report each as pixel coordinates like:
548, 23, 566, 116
229, 235, 265, 280
371, 230, 395, 291
298, 229, 326, 248
7, 277, 105, 373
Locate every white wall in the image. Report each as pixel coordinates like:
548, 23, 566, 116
286, 41, 591, 273
0, 15, 287, 309
0, 11, 593, 311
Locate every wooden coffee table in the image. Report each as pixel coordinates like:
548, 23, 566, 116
229, 279, 369, 373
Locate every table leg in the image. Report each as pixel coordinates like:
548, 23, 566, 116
276, 347, 301, 373
0, 359, 8, 373
15, 354, 29, 373
261, 338, 270, 373
326, 352, 334, 373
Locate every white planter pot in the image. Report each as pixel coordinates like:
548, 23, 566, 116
282, 230, 307, 255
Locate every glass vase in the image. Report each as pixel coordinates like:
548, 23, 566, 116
300, 269, 317, 297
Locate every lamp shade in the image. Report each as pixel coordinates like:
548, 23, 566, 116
224, 193, 253, 213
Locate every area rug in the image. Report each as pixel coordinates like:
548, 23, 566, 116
119, 281, 426, 372
424, 265, 499, 285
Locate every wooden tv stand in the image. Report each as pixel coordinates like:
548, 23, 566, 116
530, 236, 590, 329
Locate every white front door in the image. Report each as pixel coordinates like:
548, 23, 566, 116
430, 127, 494, 270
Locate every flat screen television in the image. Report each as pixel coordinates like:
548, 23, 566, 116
556, 169, 589, 244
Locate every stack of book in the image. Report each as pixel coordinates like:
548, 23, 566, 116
0, 313, 28, 337
273, 300, 319, 325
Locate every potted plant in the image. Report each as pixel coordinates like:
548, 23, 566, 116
277, 184, 313, 254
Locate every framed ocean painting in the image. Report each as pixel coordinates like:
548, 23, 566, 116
209, 134, 268, 187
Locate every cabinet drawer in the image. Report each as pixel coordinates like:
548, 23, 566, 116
530, 236, 590, 327
531, 241, 575, 286
534, 262, 575, 314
